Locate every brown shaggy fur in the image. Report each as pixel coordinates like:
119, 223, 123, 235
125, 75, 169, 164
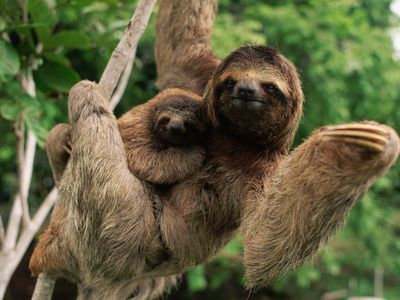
119, 88, 205, 184
155, 0, 220, 95
29, 1, 400, 299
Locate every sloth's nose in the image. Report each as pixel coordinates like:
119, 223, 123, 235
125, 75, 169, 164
237, 84, 256, 98
168, 122, 186, 134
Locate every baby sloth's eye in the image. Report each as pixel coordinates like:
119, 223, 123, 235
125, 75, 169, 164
158, 116, 170, 126
263, 83, 278, 93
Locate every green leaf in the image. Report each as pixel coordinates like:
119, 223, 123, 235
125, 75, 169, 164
0, 99, 21, 121
33, 61, 80, 93
28, 0, 57, 43
46, 30, 91, 50
0, 40, 20, 82
187, 266, 207, 292
43, 53, 71, 66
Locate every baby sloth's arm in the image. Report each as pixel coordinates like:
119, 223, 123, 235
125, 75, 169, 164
242, 122, 399, 288
119, 88, 206, 184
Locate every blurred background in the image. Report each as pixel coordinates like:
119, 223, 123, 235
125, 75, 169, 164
1, 0, 400, 299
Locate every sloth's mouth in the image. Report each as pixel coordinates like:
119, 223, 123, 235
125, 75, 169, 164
231, 96, 265, 103
231, 97, 266, 111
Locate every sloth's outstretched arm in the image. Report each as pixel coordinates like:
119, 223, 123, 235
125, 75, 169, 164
155, 0, 220, 95
242, 122, 399, 288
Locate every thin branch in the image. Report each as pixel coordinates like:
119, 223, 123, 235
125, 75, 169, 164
110, 48, 137, 110
17, 117, 31, 225
0, 216, 5, 249
3, 195, 22, 252
14, 71, 38, 228
22, 131, 37, 210
15, 188, 58, 258
0, 189, 59, 300
99, 0, 157, 98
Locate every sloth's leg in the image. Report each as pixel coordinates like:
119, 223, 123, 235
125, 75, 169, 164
242, 121, 399, 288
155, 0, 220, 95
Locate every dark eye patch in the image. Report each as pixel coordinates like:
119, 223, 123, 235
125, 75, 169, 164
223, 77, 237, 88
262, 83, 287, 104
262, 83, 279, 93
158, 116, 170, 126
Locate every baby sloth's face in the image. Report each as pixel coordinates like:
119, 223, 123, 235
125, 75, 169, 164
154, 108, 206, 146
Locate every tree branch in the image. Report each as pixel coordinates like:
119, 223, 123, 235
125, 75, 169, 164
110, 48, 137, 110
99, 0, 157, 98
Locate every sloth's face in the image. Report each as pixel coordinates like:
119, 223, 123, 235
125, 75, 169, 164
215, 64, 295, 138
154, 109, 205, 146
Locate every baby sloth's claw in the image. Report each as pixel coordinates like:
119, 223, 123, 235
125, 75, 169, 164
321, 124, 390, 153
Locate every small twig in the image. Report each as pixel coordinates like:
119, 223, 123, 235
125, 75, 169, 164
110, 48, 137, 110
22, 0, 28, 23
99, 0, 157, 98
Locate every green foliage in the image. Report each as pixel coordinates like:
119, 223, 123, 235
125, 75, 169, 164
0, 40, 20, 81
1, 0, 400, 299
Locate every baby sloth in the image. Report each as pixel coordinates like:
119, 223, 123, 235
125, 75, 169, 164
119, 88, 206, 184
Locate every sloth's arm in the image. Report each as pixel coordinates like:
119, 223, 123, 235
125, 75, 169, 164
242, 122, 399, 288
155, 0, 220, 95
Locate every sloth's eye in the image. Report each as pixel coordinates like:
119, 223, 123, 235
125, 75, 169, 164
158, 117, 170, 126
224, 78, 236, 87
263, 83, 277, 93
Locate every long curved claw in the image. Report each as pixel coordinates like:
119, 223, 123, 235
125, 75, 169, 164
326, 123, 388, 135
321, 124, 389, 153
63, 139, 72, 155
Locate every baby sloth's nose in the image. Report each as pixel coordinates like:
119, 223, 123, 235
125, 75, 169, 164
168, 120, 186, 134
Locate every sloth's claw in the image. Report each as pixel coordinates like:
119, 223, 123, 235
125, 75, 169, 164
63, 145, 71, 155
326, 123, 388, 135
324, 136, 385, 152
321, 124, 389, 153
